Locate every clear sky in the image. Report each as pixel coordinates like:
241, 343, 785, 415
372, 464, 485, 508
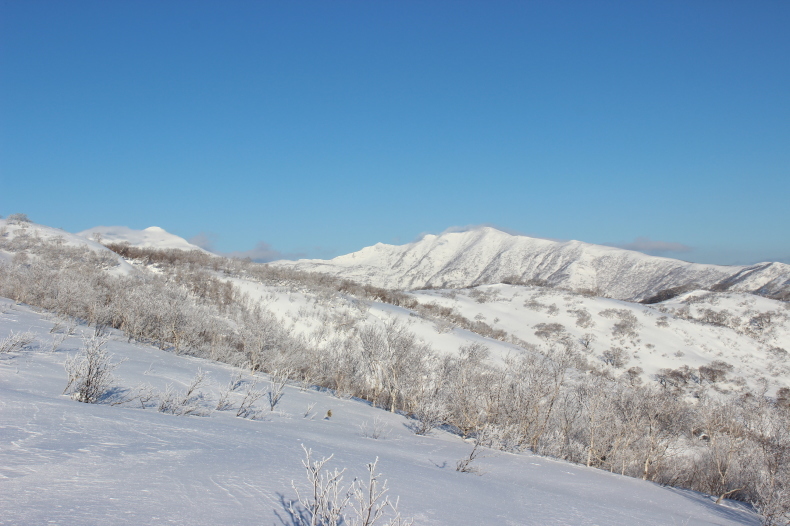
1, 0, 788, 264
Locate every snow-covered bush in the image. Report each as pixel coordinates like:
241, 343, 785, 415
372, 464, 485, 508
63, 335, 122, 403
0, 330, 36, 353
456, 429, 487, 474
409, 399, 446, 436
267, 369, 290, 411
288, 445, 412, 526
359, 417, 389, 439
236, 381, 264, 418
6, 213, 31, 225
601, 347, 628, 368
157, 370, 210, 416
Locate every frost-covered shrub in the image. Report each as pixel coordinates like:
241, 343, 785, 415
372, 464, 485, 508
6, 213, 31, 224
0, 330, 36, 353
655, 366, 698, 392
768, 347, 788, 361
749, 312, 774, 335
157, 370, 210, 416
63, 335, 122, 403
533, 322, 567, 342
236, 381, 264, 418
287, 445, 413, 526
601, 347, 628, 368
568, 308, 594, 328
578, 333, 595, 350
359, 417, 389, 440
524, 299, 548, 311
409, 399, 446, 436
624, 366, 643, 386
699, 361, 734, 384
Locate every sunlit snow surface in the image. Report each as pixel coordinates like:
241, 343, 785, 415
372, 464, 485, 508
228, 276, 789, 394
0, 299, 758, 526
76, 225, 209, 253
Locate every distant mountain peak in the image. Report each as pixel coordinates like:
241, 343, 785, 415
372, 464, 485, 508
273, 227, 790, 300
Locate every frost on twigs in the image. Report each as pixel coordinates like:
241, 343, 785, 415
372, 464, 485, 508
63, 335, 123, 403
456, 428, 488, 475
287, 445, 412, 526
215, 371, 244, 411
359, 417, 389, 440
236, 380, 264, 419
0, 330, 37, 354
157, 369, 211, 416
268, 368, 290, 411
303, 402, 317, 419
408, 399, 446, 436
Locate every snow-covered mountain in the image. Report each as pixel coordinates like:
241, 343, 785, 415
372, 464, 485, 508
3, 219, 786, 393
1, 218, 786, 523
272, 227, 790, 301
0, 217, 135, 275
78, 225, 209, 253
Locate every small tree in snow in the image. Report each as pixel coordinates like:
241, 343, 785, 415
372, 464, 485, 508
288, 445, 412, 526
63, 335, 122, 403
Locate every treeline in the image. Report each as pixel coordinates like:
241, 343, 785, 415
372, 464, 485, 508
1, 237, 788, 525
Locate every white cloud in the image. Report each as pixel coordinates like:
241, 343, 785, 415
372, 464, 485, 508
188, 232, 219, 252
226, 241, 306, 263
188, 232, 305, 263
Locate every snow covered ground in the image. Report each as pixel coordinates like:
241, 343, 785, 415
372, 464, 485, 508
0, 299, 760, 525
225, 275, 789, 394
407, 284, 790, 395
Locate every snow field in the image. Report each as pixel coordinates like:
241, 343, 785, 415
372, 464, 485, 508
0, 299, 760, 526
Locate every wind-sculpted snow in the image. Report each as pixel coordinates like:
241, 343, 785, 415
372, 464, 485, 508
273, 227, 790, 300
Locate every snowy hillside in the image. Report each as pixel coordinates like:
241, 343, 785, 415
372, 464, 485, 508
272, 227, 790, 301
407, 284, 790, 395
1, 217, 788, 524
0, 300, 760, 526
2, 219, 787, 392
78, 225, 209, 253
223, 276, 788, 395
0, 217, 134, 275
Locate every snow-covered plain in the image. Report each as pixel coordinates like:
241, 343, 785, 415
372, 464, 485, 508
0, 299, 760, 526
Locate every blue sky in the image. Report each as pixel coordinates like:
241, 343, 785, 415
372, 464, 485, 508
1, 1, 788, 264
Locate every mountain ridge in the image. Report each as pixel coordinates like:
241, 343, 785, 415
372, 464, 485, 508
272, 227, 790, 301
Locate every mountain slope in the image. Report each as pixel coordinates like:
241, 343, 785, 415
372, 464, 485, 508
272, 227, 790, 300
78, 225, 209, 253
0, 299, 760, 526
0, 218, 135, 275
